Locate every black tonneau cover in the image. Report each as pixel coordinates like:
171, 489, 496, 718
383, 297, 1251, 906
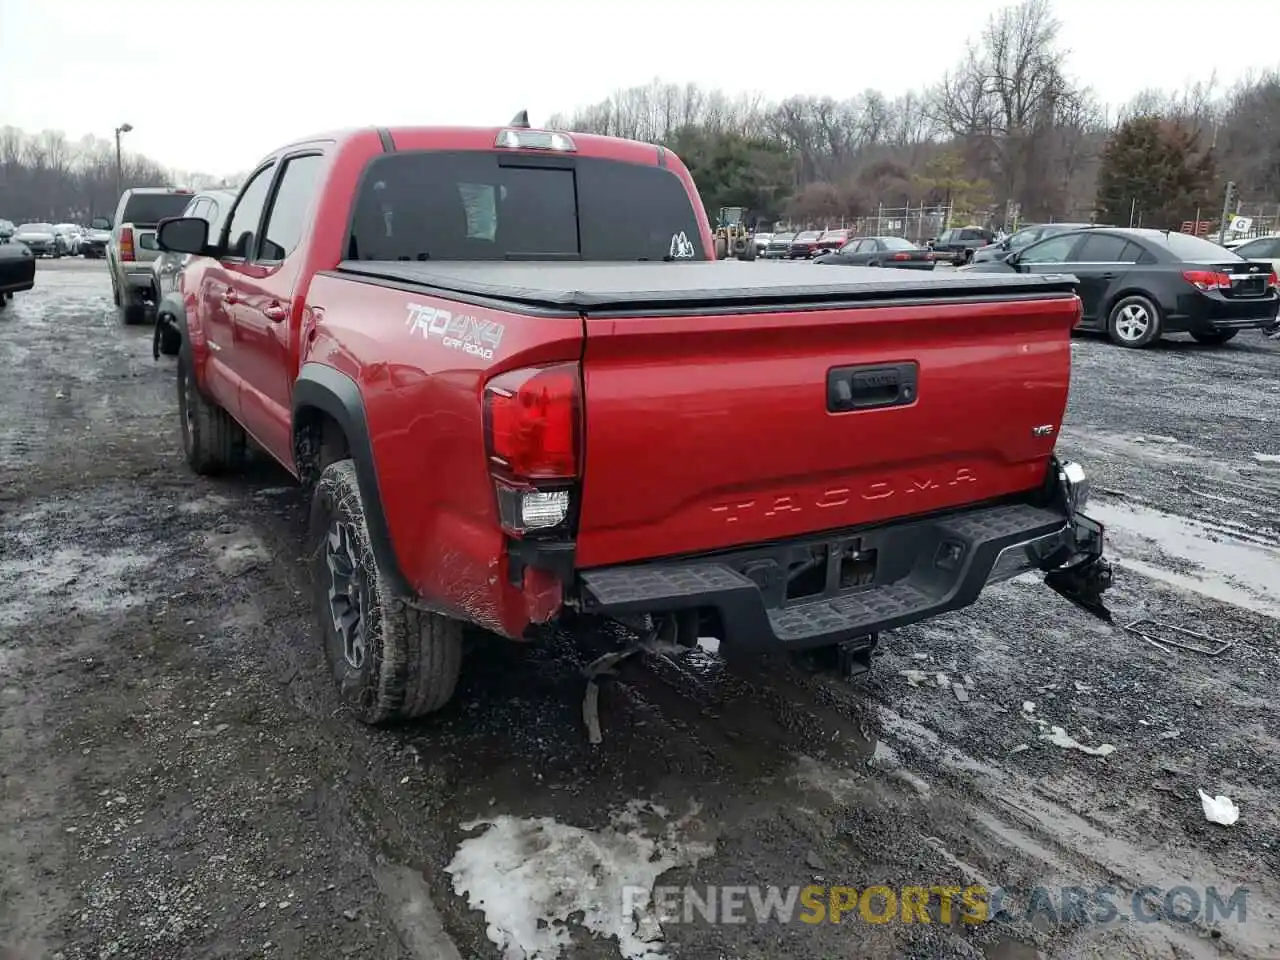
333, 260, 1079, 313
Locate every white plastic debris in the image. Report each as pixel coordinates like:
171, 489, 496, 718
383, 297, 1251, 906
1197, 789, 1240, 826
1022, 701, 1036, 714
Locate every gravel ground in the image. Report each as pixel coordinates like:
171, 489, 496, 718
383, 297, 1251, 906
1, 259, 1278, 960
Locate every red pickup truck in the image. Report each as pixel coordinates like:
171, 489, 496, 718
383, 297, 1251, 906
154, 121, 1112, 725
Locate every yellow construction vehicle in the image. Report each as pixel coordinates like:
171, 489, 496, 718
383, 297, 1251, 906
713, 206, 757, 261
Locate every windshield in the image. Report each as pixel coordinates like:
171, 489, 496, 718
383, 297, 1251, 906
17, 223, 53, 233
796, 231, 822, 241
348, 150, 704, 261
1157, 231, 1242, 262
880, 237, 916, 251
773, 233, 795, 242
121, 192, 195, 227
90, 218, 111, 230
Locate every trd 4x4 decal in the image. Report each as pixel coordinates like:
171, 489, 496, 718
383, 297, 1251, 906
404, 303, 505, 362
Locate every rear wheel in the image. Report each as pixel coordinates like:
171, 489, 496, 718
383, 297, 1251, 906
1190, 329, 1238, 345
1107, 294, 1162, 348
308, 459, 463, 724
177, 354, 245, 474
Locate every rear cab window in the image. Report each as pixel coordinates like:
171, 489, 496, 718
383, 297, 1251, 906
121, 192, 196, 227
347, 151, 704, 262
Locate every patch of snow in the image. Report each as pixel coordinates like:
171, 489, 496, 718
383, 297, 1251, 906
0, 547, 158, 627
1253, 452, 1280, 464
446, 800, 713, 960
1039, 725, 1116, 757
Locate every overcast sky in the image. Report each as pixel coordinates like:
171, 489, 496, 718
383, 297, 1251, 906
1, 0, 1277, 175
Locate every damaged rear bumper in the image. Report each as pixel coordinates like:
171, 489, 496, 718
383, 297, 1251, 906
574, 461, 1112, 652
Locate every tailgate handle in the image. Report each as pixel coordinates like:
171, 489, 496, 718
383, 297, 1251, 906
828, 362, 919, 413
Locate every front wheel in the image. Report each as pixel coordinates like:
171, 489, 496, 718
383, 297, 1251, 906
308, 459, 463, 724
1190, 329, 1238, 345
1107, 294, 1162, 348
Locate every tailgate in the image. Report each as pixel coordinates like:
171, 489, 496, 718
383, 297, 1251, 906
132, 228, 163, 264
574, 294, 1079, 568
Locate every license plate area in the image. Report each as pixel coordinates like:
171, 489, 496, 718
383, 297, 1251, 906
737, 536, 880, 608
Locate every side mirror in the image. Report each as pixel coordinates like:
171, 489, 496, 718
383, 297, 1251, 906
1003, 251, 1020, 266
157, 216, 212, 256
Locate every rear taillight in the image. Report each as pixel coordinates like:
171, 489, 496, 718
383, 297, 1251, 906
1268, 271, 1278, 289
483, 362, 581, 537
893, 253, 911, 261
1183, 269, 1230, 292
119, 226, 135, 262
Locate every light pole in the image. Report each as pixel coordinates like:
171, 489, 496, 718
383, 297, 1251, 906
114, 123, 133, 203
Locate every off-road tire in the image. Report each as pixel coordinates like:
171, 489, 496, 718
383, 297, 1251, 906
156, 313, 182, 356
1190, 329, 1238, 345
121, 295, 146, 325
308, 459, 463, 724
177, 354, 245, 474
1106, 294, 1163, 348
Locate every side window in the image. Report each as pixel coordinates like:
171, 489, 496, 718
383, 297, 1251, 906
1019, 234, 1081, 264
223, 164, 276, 259
1076, 234, 1138, 263
1122, 241, 1154, 264
260, 154, 325, 262
184, 198, 207, 220
1238, 238, 1278, 259
936, 230, 953, 244
205, 199, 221, 230
1011, 227, 1042, 249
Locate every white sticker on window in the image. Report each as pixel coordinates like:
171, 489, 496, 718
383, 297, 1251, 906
668, 231, 696, 259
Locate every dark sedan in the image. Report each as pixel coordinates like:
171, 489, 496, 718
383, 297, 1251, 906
961, 227, 1278, 347
763, 232, 795, 259
815, 236, 936, 270
0, 239, 36, 308
789, 230, 824, 258
971, 222, 1098, 264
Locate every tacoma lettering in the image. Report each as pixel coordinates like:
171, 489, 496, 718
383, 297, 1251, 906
710, 470, 981, 522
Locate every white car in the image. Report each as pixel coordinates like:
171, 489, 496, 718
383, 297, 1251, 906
1229, 234, 1280, 273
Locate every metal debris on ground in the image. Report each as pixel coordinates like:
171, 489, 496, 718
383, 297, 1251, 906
1123, 618, 1236, 656
952, 683, 970, 703
580, 635, 691, 745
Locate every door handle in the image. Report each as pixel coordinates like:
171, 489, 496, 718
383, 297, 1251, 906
262, 302, 288, 323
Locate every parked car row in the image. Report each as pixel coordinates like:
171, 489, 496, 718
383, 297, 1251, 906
0, 218, 119, 258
